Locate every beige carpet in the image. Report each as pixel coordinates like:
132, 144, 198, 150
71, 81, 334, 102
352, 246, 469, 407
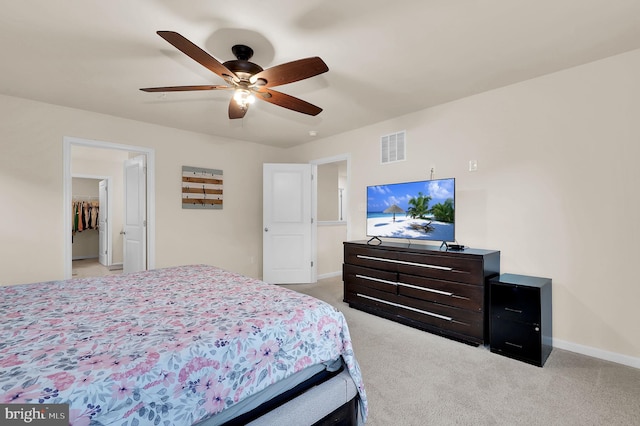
283, 277, 640, 426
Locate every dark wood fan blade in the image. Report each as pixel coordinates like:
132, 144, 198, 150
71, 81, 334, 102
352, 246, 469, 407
140, 85, 231, 92
228, 98, 248, 119
157, 31, 238, 82
255, 89, 322, 116
252, 57, 328, 88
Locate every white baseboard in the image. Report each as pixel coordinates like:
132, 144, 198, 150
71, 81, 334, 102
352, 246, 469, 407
108, 263, 123, 271
553, 338, 640, 370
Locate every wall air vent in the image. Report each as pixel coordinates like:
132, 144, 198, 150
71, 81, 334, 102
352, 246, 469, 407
380, 131, 406, 164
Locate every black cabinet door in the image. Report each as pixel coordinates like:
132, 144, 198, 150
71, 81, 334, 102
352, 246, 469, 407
491, 283, 540, 324
490, 316, 543, 366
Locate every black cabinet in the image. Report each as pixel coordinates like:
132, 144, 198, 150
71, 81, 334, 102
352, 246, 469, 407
343, 241, 500, 346
490, 274, 552, 367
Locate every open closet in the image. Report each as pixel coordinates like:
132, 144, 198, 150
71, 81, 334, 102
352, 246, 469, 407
71, 178, 103, 262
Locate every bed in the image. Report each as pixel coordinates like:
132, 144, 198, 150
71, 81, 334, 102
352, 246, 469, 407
0, 264, 368, 425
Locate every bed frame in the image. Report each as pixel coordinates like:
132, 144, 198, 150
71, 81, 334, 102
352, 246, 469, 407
228, 369, 359, 426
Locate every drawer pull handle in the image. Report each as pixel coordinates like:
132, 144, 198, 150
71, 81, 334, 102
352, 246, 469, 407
356, 255, 454, 271
397, 282, 453, 297
356, 293, 453, 321
505, 341, 523, 349
504, 307, 523, 314
355, 274, 398, 286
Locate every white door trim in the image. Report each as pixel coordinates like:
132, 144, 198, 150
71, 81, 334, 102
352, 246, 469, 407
98, 178, 110, 266
63, 136, 156, 279
72, 174, 113, 267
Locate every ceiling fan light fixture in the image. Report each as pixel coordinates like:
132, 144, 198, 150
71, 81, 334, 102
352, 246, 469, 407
142, 32, 327, 118
233, 89, 255, 108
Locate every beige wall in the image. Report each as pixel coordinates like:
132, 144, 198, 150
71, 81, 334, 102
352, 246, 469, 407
0, 95, 283, 285
317, 222, 347, 278
317, 162, 340, 221
288, 49, 640, 364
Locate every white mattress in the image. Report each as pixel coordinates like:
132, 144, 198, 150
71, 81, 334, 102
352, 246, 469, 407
248, 368, 359, 426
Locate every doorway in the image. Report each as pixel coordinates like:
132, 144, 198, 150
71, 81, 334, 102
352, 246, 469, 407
312, 154, 350, 279
262, 155, 350, 282
63, 137, 156, 280
71, 176, 112, 270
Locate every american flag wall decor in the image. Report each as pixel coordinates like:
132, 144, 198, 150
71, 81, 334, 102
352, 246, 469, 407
181, 166, 223, 209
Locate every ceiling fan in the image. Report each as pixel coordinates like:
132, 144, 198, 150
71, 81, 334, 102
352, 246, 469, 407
140, 31, 329, 119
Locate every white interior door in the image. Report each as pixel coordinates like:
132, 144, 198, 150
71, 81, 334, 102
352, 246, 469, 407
123, 155, 146, 274
98, 179, 109, 266
263, 163, 316, 284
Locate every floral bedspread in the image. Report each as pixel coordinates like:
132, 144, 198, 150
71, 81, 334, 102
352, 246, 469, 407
0, 265, 367, 425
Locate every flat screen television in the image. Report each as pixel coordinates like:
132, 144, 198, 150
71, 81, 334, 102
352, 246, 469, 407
367, 177, 455, 243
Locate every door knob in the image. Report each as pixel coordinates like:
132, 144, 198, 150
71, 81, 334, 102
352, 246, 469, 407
264, 227, 269, 232
120, 231, 126, 235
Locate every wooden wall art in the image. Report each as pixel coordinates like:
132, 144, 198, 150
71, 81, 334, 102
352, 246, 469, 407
182, 166, 223, 209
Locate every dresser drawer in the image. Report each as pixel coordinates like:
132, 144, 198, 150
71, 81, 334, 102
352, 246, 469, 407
397, 294, 484, 337
395, 252, 484, 285
397, 273, 482, 311
350, 291, 484, 341
490, 283, 540, 324
344, 245, 399, 272
490, 317, 542, 365
343, 264, 397, 295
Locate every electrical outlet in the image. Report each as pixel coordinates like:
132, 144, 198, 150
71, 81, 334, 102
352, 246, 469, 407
469, 160, 478, 172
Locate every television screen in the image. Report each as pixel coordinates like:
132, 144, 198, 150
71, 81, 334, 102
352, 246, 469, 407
367, 177, 455, 242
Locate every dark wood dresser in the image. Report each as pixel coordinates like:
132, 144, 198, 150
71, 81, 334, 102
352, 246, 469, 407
343, 240, 500, 345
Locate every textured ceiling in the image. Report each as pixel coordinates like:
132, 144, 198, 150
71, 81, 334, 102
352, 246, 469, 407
2, 1, 640, 148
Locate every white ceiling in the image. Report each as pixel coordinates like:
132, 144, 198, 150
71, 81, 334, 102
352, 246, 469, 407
2, 1, 640, 148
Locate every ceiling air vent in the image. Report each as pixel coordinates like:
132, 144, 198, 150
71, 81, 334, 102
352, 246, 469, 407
380, 131, 406, 164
